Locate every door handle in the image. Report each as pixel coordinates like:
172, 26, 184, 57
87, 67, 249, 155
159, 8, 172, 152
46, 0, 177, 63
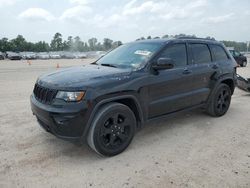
183, 69, 192, 74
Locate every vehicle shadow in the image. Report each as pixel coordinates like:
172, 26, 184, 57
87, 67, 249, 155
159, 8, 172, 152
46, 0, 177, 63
44, 109, 210, 161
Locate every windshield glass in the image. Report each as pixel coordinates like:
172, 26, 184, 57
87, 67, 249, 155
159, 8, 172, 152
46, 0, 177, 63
96, 42, 163, 69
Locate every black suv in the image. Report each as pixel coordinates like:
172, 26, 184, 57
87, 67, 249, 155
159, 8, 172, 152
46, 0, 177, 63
228, 49, 247, 67
31, 38, 237, 156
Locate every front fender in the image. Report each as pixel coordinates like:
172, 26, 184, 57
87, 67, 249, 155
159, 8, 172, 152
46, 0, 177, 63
80, 93, 144, 143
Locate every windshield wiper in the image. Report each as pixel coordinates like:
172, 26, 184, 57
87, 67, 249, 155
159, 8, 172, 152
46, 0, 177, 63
100, 63, 117, 68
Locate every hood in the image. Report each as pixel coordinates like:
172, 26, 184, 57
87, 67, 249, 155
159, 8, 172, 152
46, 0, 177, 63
37, 64, 132, 89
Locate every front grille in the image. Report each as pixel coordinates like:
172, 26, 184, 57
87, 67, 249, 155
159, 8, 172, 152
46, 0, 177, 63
33, 84, 57, 104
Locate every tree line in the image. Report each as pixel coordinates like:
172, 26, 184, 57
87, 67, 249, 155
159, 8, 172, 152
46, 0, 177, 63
0, 32, 248, 52
0, 33, 122, 52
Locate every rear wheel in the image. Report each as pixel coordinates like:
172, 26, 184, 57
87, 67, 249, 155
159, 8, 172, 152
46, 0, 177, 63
207, 84, 232, 117
87, 103, 136, 156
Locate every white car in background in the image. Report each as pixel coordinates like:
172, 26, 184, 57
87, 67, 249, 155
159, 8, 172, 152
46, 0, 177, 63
37, 52, 50, 60
21, 52, 37, 60
49, 52, 61, 59
73, 52, 87, 59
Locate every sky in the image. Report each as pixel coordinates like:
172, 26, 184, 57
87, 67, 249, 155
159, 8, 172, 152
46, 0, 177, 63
0, 0, 250, 43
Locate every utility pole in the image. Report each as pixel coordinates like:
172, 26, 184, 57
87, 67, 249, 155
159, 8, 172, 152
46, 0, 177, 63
247, 41, 250, 52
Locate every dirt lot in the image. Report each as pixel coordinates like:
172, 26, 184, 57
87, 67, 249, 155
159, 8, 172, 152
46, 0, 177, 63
0, 59, 250, 188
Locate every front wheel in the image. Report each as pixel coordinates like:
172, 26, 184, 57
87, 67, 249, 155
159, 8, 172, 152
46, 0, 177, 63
87, 103, 136, 156
206, 84, 232, 117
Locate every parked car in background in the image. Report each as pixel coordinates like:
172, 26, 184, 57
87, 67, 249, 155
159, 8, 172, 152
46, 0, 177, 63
0, 52, 4, 60
37, 52, 50, 60
95, 51, 106, 58
49, 52, 61, 59
25, 52, 37, 60
86, 51, 100, 58
61, 52, 75, 59
6, 52, 22, 60
227, 47, 247, 67
73, 52, 87, 59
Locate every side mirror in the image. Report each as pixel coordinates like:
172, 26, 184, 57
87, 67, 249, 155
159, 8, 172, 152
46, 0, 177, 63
152, 58, 174, 70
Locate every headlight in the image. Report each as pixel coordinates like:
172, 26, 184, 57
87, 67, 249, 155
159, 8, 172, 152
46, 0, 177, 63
56, 91, 85, 102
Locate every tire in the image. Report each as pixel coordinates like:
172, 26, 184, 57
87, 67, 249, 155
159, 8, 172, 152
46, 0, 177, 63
206, 84, 232, 117
87, 103, 136, 156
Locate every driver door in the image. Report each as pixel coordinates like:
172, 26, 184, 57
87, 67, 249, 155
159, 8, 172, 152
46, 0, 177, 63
147, 43, 194, 118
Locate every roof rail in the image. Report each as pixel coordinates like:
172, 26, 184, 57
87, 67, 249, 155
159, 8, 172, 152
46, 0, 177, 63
176, 36, 216, 41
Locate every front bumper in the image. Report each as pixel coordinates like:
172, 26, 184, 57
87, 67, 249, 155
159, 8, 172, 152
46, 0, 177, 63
30, 94, 90, 142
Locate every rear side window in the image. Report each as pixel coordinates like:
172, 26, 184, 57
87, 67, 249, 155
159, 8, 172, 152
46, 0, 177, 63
190, 44, 211, 64
158, 44, 187, 67
210, 45, 229, 61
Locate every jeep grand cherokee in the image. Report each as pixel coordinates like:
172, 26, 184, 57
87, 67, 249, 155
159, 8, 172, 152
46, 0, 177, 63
31, 38, 237, 156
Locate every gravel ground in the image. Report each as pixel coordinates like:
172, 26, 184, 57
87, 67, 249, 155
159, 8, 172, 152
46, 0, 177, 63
0, 59, 250, 188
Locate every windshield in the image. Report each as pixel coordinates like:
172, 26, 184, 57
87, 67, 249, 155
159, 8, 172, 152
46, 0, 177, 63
96, 42, 163, 69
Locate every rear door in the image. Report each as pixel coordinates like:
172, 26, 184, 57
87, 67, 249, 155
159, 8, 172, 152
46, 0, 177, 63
188, 43, 214, 105
147, 42, 194, 118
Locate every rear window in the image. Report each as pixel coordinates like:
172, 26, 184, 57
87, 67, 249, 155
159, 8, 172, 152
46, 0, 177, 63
210, 45, 229, 61
190, 43, 211, 64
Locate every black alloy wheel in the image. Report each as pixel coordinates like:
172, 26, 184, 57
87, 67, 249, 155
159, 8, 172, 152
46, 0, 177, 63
207, 83, 232, 117
88, 103, 136, 156
215, 87, 231, 115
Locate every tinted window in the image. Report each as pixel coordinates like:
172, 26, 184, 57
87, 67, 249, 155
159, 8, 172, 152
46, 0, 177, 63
210, 45, 229, 61
191, 44, 211, 64
158, 44, 187, 67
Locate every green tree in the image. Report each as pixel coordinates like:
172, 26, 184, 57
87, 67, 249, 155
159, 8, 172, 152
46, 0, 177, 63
34, 41, 50, 52
74, 36, 82, 51
112, 41, 122, 48
221, 41, 247, 51
88, 38, 98, 50
103, 38, 113, 50
50, 32, 63, 51
136, 37, 146, 41
11, 35, 27, 51
0, 38, 11, 52
84, 42, 89, 51
65, 36, 73, 51
162, 34, 169, 38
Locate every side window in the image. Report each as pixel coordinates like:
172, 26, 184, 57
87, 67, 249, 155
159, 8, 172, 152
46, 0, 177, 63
158, 44, 187, 67
190, 43, 211, 64
210, 45, 229, 61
